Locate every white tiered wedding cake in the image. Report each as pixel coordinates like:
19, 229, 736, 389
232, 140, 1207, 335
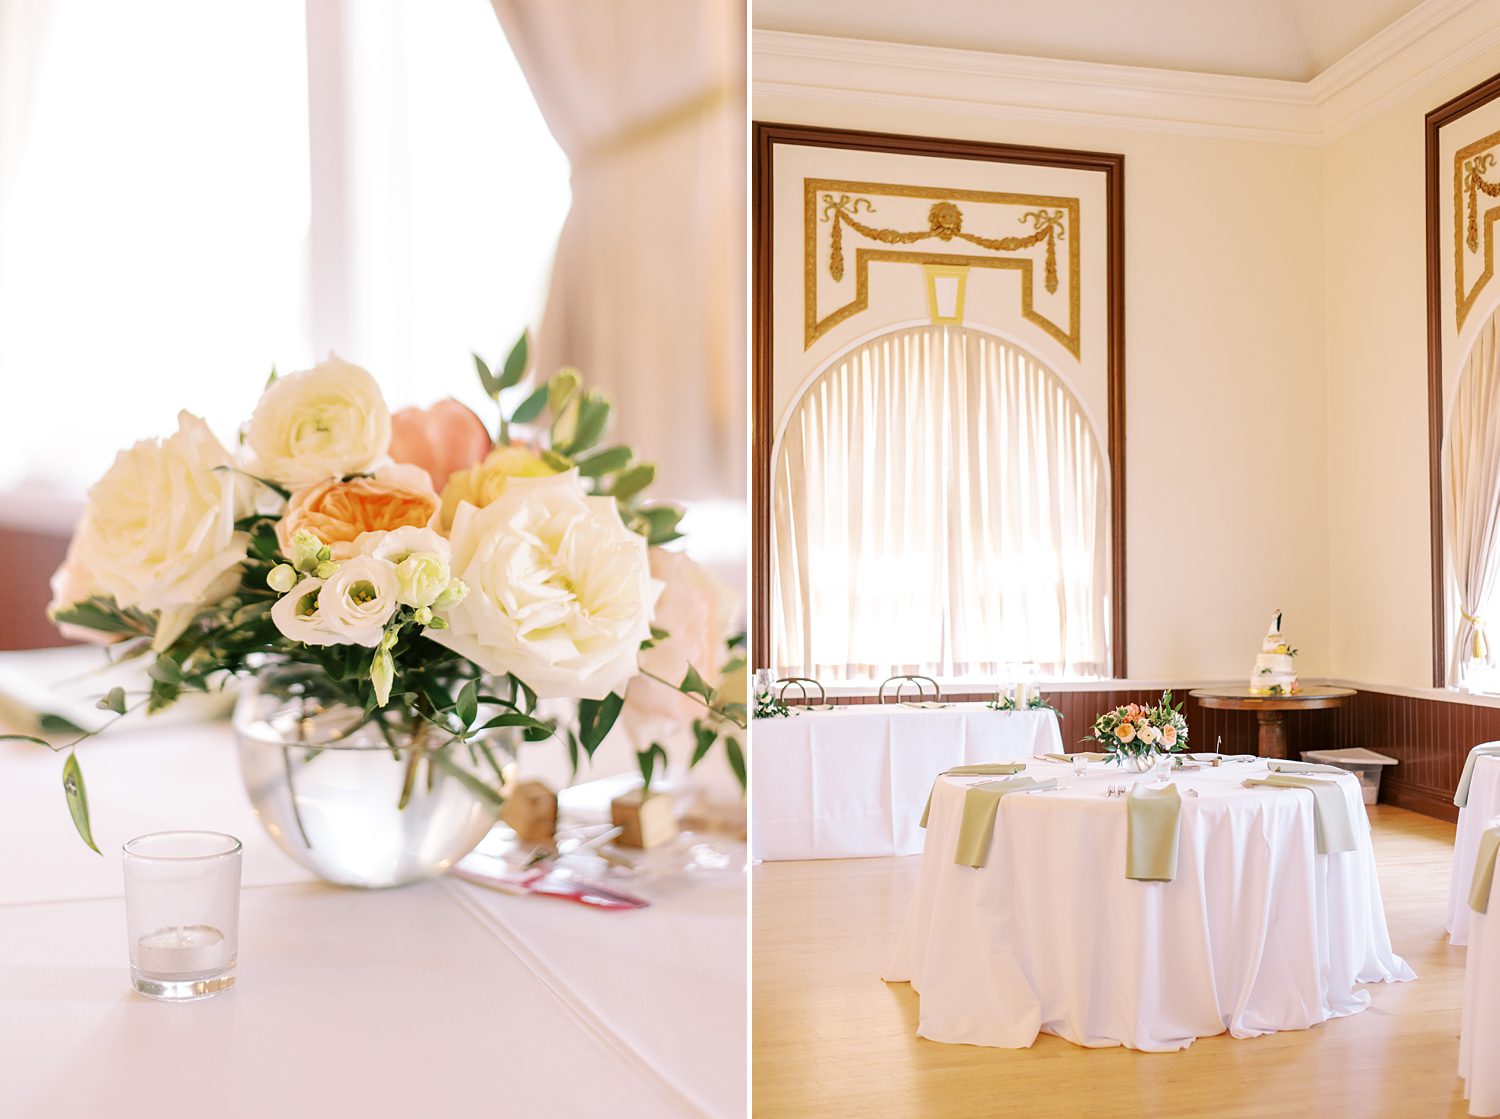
1249, 610, 1298, 695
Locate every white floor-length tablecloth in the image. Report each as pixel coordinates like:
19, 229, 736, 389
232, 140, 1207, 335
0, 661, 744, 1118
751, 705, 1064, 861
1450, 753, 1500, 946
1461, 837, 1500, 1117
885, 758, 1414, 1052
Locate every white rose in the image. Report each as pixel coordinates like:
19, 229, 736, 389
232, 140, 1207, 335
429, 471, 660, 699
60, 412, 252, 650
245, 355, 391, 488
270, 556, 399, 647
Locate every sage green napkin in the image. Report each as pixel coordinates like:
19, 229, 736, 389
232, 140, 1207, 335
1268, 760, 1348, 776
1040, 752, 1110, 763
1245, 774, 1358, 854
953, 777, 1056, 867
918, 763, 1028, 828
1126, 784, 1183, 882
1470, 825, 1500, 914
1454, 744, 1500, 808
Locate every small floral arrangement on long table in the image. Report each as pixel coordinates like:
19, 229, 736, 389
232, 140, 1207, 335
1085, 691, 1188, 769
12, 333, 746, 862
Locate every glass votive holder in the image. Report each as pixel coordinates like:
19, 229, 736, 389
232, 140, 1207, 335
123, 831, 242, 1001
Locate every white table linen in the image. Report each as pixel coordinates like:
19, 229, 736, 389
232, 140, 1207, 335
1450, 753, 1500, 946
751, 705, 1064, 860
0, 706, 744, 1118
885, 758, 1414, 1052
1461, 841, 1500, 1117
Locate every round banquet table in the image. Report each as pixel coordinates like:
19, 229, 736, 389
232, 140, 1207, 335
1189, 686, 1356, 759
1449, 751, 1500, 946
750, 704, 1064, 861
884, 757, 1414, 1052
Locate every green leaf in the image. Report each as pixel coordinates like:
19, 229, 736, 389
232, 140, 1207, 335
608, 464, 655, 501
474, 352, 500, 398
510, 383, 549, 424
635, 505, 686, 546
40, 713, 88, 736
62, 753, 101, 855
499, 331, 529, 390
455, 678, 479, 729
540, 449, 574, 473
147, 656, 184, 685
724, 735, 746, 790
577, 692, 624, 756
679, 664, 715, 704
474, 712, 554, 737
637, 742, 668, 792
576, 446, 632, 479
50, 599, 146, 637
565, 730, 580, 777
562, 393, 610, 456
547, 368, 580, 416
265, 365, 279, 388
0, 733, 53, 747
690, 720, 717, 768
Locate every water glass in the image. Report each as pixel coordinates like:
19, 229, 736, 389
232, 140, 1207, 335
1072, 754, 1089, 778
1154, 753, 1174, 783
123, 831, 242, 1001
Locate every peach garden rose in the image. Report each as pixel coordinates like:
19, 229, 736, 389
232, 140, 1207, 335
277, 463, 440, 560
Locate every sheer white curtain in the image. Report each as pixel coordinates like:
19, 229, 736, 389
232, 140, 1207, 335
488, 0, 746, 503
1446, 308, 1500, 686
773, 325, 1110, 680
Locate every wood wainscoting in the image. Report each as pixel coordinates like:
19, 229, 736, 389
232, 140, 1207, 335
803, 685, 1500, 823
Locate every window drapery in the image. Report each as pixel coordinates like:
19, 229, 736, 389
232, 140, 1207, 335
772, 325, 1110, 680
1446, 308, 1500, 686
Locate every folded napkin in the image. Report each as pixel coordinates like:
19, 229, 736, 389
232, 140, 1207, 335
1470, 824, 1500, 914
1244, 774, 1358, 854
1126, 783, 1183, 882
1040, 751, 1110, 763
1268, 760, 1348, 776
918, 763, 1028, 828
1187, 752, 1255, 763
953, 777, 1056, 867
1454, 743, 1500, 808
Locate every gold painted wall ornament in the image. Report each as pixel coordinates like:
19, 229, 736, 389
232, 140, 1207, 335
804, 179, 1080, 356
1454, 128, 1500, 330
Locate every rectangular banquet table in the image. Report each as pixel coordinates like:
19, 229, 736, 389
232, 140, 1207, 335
884, 756, 1414, 1052
750, 704, 1064, 861
0, 660, 745, 1119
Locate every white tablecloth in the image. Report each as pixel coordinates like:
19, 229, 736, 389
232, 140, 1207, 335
1462, 843, 1500, 1116
1450, 753, 1500, 946
0, 692, 744, 1117
750, 705, 1063, 860
885, 758, 1414, 1052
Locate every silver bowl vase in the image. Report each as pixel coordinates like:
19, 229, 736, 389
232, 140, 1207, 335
234, 669, 511, 888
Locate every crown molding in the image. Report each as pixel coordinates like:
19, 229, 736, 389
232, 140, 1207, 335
753, 0, 1500, 147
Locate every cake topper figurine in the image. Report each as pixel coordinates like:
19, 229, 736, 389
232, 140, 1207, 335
1268, 609, 1282, 636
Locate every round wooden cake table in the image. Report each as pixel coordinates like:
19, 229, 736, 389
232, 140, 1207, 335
1188, 686, 1357, 760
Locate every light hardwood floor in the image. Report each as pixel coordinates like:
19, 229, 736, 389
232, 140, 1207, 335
752, 806, 1472, 1118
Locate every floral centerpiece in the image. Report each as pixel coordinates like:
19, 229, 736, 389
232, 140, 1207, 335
1085, 691, 1187, 771
14, 333, 745, 884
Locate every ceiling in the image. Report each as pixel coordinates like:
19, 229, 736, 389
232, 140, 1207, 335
752, 0, 1430, 82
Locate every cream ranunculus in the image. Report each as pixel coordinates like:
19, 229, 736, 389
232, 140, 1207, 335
270, 556, 399, 647
429, 471, 660, 699
1137, 724, 1160, 746
246, 356, 391, 488
438, 444, 556, 530
57, 412, 253, 649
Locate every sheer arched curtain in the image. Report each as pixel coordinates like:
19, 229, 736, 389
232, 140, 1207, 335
1446, 306, 1500, 686
772, 324, 1110, 680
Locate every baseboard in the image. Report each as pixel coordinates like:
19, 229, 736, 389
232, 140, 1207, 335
1379, 780, 1459, 824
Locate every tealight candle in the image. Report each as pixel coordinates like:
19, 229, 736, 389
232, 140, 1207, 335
123, 831, 241, 1001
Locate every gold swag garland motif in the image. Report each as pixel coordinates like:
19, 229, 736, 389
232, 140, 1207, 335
804, 179, 1081, 356
1455, 127, 1500, 331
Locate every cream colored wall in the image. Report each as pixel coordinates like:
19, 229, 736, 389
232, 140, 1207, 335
1323, 43, 1500, 690
757, 90, 1330, 681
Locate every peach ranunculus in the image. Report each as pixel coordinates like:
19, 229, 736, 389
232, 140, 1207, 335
438, 443, 557, 530
1125, 703, 1142, 719
388, 399, 492, 492
1115, 722, 1136, 743
277, 463, 440, 560
622, 549, 739, 741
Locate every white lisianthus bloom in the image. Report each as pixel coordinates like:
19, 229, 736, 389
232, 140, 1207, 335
359, 525, 453, 608
58, 412, 253, 650
245, 355, 391, 488
270, 557, 399, 648
430, 471, 661, 700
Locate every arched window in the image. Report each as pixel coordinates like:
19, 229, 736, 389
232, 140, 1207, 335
772, 324, 1110, 680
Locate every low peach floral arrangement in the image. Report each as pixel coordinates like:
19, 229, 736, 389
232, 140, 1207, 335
1084, 692, 1188, 767
16, 335, 746, 850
